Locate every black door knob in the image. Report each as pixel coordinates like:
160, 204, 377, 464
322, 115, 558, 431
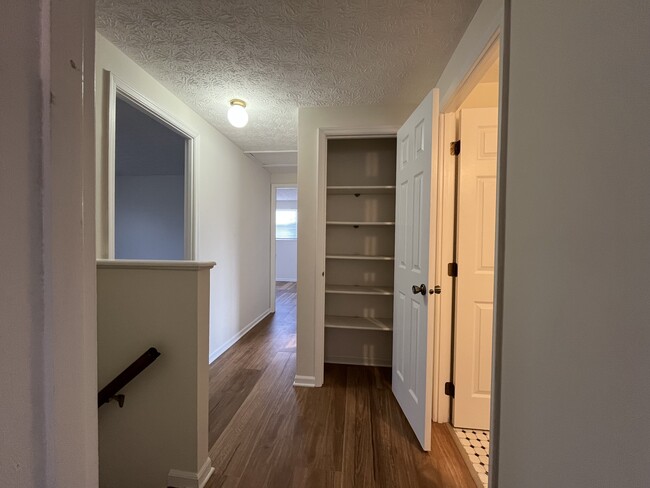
412, 284, 426, 295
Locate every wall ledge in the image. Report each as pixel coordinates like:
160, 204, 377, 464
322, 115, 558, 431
97, 259, 216, 271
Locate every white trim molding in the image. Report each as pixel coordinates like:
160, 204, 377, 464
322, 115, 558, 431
106, 71, 199, 260
313, 126, 399, 387
168, 457, 215, 488
209, 308, 272, 363
293, 375, 317, 388
96, 259, 215, 271
431, 16, 503, 427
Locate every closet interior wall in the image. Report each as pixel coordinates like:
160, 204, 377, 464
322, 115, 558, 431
324, 137, 397, 367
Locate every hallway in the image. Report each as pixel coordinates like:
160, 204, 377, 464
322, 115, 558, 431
207, 282, 476, 488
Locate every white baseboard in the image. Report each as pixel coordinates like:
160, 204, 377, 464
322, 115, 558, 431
293, 375, 317, 387
324, 355, 392, 367
276, 277, 297, 282
209, 308, 271, 364
168, 457, 215, 488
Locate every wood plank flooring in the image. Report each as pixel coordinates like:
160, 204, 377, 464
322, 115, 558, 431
207, 282, 476, 488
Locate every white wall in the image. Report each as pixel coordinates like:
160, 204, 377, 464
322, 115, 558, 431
436, 0, 503, 109
96, 34, 272, 363
115, 175, 185, 259
494, 1, 650, 486
276, 240, 297, 281
271, 172, 297, 185
114, 97, 186, 259
0, 3, 47, 485
296, 105, 414, 382
0, 0, 98, 486
459, 81, 499, 109
97, 261, 214, 488
275, 198, 298, 282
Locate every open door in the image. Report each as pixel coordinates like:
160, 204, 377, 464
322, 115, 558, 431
453, 107, 498, 430
392, 90, 439, 450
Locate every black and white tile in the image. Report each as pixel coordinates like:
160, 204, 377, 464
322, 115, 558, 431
454, 428, 490, 487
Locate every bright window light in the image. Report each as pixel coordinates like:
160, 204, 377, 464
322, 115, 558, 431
276, 209, 297, 239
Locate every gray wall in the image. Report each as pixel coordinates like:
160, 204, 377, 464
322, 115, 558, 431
1, 0, 97, 485
495, 1, 650, 486
115, 175, 185, 259
115, 97, 186, 260
0, 2, 46, 485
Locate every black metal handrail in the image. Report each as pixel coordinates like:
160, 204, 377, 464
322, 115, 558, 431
98, 347, 161, 408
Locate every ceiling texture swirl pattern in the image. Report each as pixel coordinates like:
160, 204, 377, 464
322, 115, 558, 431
97, 0, 480, 151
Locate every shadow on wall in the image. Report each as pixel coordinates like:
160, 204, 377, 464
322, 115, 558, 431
114, 97, 187, 260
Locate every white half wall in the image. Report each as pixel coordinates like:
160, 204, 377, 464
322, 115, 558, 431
97, 260, 214, 488
96, 33, 272, 363
494, 1, 650, 486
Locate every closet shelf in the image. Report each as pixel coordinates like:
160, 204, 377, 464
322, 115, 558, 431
326, 254, 394, 261
325, 284, 393, 296
326, 221, 395, 226
327, 185, 396, 195
324, 315, 393, 332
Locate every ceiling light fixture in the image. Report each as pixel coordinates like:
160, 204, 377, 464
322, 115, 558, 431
227, 99, 248, 128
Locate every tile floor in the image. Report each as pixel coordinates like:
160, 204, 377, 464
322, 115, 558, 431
454, 427, 490, 487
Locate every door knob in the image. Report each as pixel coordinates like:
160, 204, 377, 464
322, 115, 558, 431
412, 284, 426, 295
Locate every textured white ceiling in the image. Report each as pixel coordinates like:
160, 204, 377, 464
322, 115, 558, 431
97, 0, 480, 151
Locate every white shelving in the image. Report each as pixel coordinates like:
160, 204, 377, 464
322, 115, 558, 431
326, 221, 395, 226
324, 315, 393, 331
327, 185, 396, 195
326, 254, 394, 261
325, 284, 393, 296
324, 137, 397, 367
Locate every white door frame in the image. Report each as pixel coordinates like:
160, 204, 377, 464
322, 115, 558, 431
313, 127, 399, 387
432, 33, 502, 424
270, 183, 298, 313
106, 72, 199, 260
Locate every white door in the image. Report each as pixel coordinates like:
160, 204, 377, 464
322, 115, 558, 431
393, 90, 439, 450
453, 107, 499, 430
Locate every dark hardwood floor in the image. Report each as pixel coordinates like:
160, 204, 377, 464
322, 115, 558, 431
207, 282, 475, 488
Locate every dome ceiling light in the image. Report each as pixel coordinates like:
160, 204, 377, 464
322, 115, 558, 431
227, 99, 248, 128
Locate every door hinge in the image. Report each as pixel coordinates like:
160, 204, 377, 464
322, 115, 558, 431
450, 140, 461, 156
445, 381, 455, 398
448, 262, 458, 277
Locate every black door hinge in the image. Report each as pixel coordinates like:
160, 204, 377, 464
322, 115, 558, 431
450, 140, 461, 156
448, 262, 458, 277
445, 381, 455, 398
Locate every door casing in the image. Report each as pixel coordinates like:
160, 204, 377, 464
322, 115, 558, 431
270, 183, 297, 313
106, 72, 198, 260
433, 34, 502, 425
312, 127, 400, 388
